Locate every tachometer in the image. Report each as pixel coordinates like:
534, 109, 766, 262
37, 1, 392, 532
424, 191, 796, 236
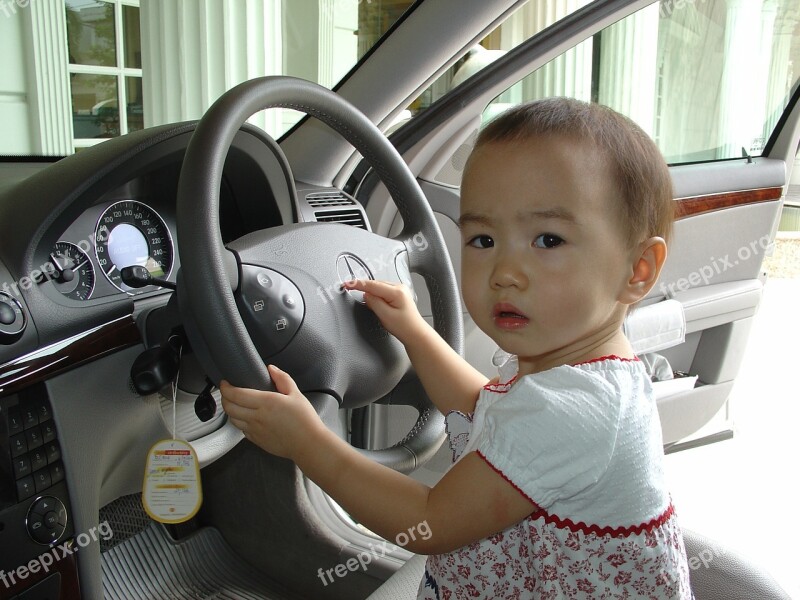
95, 200, 174, 293
49, 241, 95, 301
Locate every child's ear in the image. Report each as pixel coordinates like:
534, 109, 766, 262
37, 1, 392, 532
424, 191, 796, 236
620, 237, 667, 304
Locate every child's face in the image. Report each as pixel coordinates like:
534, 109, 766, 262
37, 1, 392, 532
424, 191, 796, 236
459, 136, 638, 374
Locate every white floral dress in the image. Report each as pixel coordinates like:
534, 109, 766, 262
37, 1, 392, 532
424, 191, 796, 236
417, 355, 694, 599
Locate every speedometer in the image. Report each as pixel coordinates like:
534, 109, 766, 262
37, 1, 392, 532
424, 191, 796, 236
95, 200, 174, 293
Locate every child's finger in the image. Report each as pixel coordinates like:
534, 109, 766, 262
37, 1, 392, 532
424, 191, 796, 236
268, 364, 300, 395
221, 395, 257, 421
342, 278, 397, 297
220, 380, 281, 409
344, 279, 409, 307
228, 416, 249, 432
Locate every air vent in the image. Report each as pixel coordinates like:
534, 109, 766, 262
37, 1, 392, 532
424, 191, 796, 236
314, 209, 367, 229
306, 192, 356, 208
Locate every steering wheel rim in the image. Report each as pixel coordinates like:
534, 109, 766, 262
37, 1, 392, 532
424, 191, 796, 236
176, 76, 462, 472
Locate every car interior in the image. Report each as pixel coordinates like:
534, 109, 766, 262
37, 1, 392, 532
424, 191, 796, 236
0, 0, 798, 599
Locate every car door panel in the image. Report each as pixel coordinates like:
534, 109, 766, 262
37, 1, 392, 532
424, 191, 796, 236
391, 175, 783, 450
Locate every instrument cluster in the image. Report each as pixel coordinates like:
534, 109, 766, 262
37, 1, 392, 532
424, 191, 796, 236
47, 199, 175, 301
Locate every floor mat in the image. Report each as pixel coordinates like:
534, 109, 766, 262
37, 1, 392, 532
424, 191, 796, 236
102, 521, 293, 599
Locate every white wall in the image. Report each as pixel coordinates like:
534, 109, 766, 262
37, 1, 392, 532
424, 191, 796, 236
0, 11, 33, 155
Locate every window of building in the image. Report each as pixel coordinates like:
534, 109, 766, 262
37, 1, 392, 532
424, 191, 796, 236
66, 0, 142, 150
1, 1, 418, 155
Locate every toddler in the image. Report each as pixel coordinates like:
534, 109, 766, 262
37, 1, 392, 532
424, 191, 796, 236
221, 97, 693, 599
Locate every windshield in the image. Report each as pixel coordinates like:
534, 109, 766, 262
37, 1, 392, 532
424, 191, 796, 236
0, 0, 418, 156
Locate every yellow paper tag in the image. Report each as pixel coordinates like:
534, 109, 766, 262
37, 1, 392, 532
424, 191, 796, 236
142, 439, 202, 524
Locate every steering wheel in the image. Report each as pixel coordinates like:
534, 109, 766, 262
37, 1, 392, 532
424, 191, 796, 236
175, 76, 463, 473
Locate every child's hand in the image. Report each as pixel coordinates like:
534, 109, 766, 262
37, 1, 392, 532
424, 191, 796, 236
342, 279, 427, 344
220, 365, 324, 461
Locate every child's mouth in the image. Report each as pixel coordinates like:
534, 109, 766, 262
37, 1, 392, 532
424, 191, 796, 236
493, 304, 529, 328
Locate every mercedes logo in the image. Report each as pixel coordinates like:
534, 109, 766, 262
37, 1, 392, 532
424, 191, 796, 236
336, 254, 373, 303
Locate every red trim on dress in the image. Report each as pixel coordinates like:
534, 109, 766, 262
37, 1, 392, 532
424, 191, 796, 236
483, 356, 639, 393
572, 354, 640, 366
536, 503, 676, 538
482, 375, 517, 393
478, 450, 675, 538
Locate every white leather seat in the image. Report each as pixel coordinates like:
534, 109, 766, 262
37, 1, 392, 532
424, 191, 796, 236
365, 555, 425, 600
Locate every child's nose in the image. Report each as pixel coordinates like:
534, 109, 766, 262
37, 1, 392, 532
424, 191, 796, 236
490, 256, 528, 289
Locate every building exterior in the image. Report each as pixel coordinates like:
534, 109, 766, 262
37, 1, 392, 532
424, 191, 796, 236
1, 0, 798, 184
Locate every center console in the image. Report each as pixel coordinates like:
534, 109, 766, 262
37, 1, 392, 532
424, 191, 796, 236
0, 383, 79, 599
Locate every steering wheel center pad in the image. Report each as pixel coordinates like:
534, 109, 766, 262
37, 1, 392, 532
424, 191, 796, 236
228, 222, 411, 408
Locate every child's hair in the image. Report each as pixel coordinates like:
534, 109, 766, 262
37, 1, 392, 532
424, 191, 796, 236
470, 97, 674, 247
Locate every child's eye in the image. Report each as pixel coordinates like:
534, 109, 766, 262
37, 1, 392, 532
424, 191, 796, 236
533, 234, 564, 249
467, 235, 494, 249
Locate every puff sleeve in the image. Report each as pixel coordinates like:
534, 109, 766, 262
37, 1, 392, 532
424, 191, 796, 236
474, 365, 625, 510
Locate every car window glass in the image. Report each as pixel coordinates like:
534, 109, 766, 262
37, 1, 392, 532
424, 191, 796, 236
394, 0, 594, 131
426, 1, 800, 186
0, 0, 418, 156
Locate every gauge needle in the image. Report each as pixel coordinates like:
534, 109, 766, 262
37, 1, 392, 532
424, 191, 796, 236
49, 253, 65, 272
49, 253, 75, 283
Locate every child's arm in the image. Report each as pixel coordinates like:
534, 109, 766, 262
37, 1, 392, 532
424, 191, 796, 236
221, 366, 535, 555
344, 279, 488, 415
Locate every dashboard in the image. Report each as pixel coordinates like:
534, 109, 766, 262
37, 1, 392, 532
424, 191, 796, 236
0, 120, 371, 383
0, 122, 297, 367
